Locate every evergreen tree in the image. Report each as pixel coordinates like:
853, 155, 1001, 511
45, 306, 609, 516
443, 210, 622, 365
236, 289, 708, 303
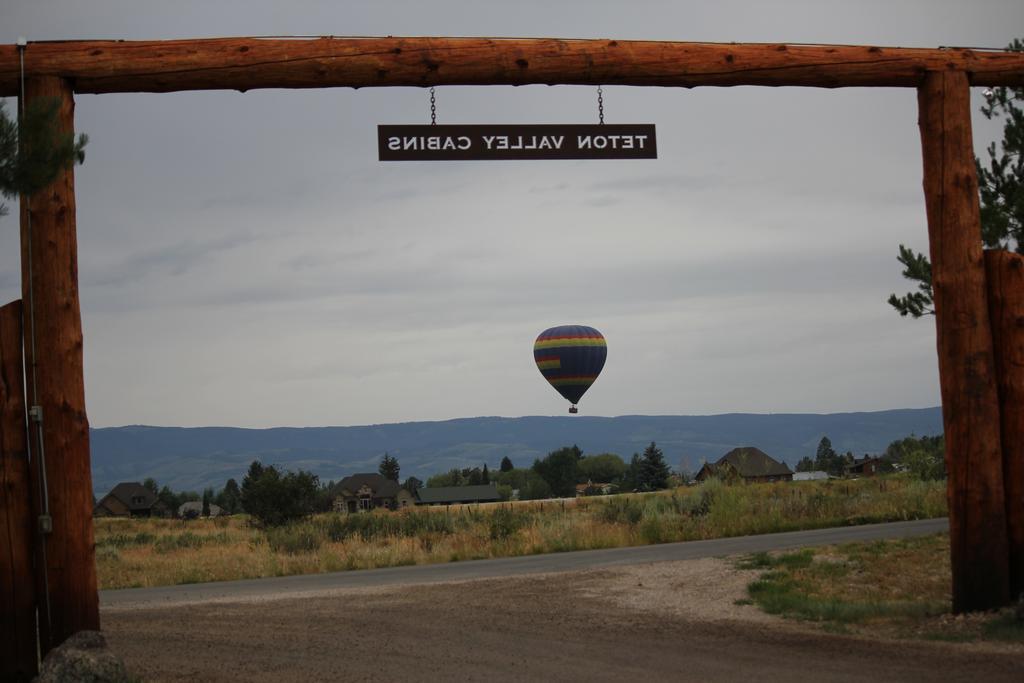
402, 476, 423, 495
795, 456, 816, 472
815, 436, 834, 462
638, 442, 671, 491
889, 38, 1023, 317
201, 488, 211, 517
378, 453, 400, 482
219, 478, 241, 514
499, 456, 514, 473
814, 437, 844, 477
157, 485, 178, 515
888, 245, 935, 317
481, 463, 490, 484
622, 453, 642, 492
142, 477, 159, 495
0, 99, 88, 217
240, 460, 265, 512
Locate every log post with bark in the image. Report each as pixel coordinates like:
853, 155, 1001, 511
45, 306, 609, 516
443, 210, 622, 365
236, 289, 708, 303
985, 250, 1024, 600
19, 75, 99, 653
0, 299, 38, 681
918, 70, 1010, 612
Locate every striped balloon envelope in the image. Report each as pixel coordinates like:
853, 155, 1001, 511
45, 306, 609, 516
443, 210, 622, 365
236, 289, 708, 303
533, 325, 607, 413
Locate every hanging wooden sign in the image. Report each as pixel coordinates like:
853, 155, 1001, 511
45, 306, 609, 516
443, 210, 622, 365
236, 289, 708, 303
378, 124, 657, 161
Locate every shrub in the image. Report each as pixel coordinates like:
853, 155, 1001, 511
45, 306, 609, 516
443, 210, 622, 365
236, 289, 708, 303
597, 496, 645, 525
95, 545, 121, 562
323, 514, 349, 542
97, 531, 157, 550
640, 517, 667, 544
320, 510, 461, 542
266, 524, 323, 555
154, 532, 205, 554
689, 487, 713, 516
489, 508, 527, 540
241, 462, 320, 527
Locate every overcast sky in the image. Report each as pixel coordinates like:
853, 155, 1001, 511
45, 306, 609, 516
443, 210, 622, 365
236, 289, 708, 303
1, 1, 1021, 428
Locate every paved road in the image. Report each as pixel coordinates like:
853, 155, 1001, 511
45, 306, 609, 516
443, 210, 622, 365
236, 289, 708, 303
101, 517, 947, 608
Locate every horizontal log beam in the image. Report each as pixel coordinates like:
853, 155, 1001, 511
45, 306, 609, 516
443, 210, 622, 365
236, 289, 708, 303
1, 37, 1023, 96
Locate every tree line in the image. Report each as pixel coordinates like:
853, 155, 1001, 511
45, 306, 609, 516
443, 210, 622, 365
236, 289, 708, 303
426, 442, 674, 500
134, 431, 943, 529
794, 434, 945, 480
142, 441, 678, 526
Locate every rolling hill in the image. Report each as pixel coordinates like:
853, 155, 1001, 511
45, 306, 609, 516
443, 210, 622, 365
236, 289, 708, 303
89, 408, 943, 495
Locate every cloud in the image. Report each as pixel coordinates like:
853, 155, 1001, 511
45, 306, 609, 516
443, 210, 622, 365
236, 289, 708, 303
83, 232, 257, 288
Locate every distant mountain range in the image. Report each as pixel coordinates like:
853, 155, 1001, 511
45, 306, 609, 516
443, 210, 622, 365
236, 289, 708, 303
89, 408, 943, 496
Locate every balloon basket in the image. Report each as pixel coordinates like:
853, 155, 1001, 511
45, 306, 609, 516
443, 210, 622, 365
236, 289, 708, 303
568, 406, 578, 414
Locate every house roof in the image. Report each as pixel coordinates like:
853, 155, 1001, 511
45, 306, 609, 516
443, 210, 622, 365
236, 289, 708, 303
338, 473, 402, 498
416, 484, 500, 505
716, 447, 792, 477
103, 482, 158, 512
847, 456, 885, 472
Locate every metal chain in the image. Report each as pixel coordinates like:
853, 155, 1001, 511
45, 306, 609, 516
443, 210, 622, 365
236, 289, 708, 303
429, 86, 437, 125
597, 85, 604, 125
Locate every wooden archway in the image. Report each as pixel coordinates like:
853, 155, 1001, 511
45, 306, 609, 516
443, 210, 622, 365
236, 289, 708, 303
1, 37, 1023, 675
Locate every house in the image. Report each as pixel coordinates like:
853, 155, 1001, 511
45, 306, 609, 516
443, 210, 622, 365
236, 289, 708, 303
415, 484, 501, 506
177, 501, 225, 518
694, 447, 793, 484
93, 482, 169, 518
333, 473, 416, 513
846, 456, 887, 477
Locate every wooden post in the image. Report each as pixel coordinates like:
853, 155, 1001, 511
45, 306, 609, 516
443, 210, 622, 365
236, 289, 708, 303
19, 76, 99, 651
0, 300, 38, 681
918, 70, 1010, 612
985, 249, 1024, 600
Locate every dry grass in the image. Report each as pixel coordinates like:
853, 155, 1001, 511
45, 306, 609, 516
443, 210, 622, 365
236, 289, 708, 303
96, 475, 946, 590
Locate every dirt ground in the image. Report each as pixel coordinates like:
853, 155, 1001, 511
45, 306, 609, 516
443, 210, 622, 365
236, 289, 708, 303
102, 557, 1024, 682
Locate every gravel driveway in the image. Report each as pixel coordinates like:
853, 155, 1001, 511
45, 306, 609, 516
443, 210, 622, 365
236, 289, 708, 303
102, 556, 1024, 682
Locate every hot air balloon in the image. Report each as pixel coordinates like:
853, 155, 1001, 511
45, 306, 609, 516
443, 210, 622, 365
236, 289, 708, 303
534, 325, 607, 413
